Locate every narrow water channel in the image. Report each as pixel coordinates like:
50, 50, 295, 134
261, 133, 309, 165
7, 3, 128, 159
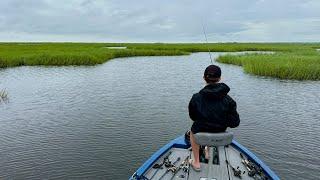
0, 53, 319, 179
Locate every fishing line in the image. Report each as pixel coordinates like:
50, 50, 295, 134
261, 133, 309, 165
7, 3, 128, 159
202, 22, 213, 65
187, 22, 213, 135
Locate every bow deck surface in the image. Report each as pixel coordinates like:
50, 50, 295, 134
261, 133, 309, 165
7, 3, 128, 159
143, 146, 261, 180
130, 136, 279, 180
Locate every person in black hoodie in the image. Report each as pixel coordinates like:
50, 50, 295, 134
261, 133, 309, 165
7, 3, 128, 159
188, 65, 240, 171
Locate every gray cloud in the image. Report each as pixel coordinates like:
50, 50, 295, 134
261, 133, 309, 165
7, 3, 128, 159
0, 0, 319, 42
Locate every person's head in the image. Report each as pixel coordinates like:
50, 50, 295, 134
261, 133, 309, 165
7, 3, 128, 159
203, 65, 221, 84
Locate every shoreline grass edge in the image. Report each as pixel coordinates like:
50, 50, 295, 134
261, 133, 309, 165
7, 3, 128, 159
0, 43, 320, 80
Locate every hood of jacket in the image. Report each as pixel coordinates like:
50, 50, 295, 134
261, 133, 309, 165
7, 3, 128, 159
199, 83, 230, 99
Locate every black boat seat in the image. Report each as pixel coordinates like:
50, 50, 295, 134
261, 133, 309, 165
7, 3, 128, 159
193, 132, 233, 146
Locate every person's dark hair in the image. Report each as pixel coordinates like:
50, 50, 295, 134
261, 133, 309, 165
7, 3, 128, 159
204, 65, 221, 83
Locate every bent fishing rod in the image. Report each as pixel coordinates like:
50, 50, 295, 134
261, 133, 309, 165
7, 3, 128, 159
202, 23, 213, 65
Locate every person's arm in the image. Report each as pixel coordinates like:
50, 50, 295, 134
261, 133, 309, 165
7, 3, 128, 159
226, 96, 240, 128
188, 95, 197, 121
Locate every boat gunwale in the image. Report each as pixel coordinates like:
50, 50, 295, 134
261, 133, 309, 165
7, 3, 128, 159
130, 136, 188, 180
231, 140, 280, 180
129, 135, 279, 180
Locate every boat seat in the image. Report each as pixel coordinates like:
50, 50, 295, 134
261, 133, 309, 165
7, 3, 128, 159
193, 132, 233, 146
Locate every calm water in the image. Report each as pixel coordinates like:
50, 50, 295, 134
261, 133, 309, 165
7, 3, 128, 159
0, 53, 319, 179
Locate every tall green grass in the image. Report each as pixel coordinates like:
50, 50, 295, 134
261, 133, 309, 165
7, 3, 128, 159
217, 50, 320, 80
0, 89, 8, 104
0, 43, 189, 67
0, 42, 320, 80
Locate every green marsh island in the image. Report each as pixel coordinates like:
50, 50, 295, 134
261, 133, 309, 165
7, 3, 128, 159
1, 43, 320, 80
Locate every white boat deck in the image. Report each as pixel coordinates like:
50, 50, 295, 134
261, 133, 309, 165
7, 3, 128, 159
143, 145, 264, 180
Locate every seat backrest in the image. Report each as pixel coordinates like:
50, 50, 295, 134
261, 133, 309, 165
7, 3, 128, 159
193, 132, 233, 146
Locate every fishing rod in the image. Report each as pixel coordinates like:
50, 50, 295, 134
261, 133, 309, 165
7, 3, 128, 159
226, 159, 245, 179
186, 22, 215, 129
239, 153, 268, 180
202, 22, 214, 64
150, 151, 173, 179
169, 156, 189, 180
158, 157, 181, 180
240, 153, 256, 177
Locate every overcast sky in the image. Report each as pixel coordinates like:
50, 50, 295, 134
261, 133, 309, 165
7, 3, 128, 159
0, 0, 319, 42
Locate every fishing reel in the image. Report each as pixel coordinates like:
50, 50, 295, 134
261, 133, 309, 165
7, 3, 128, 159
226, 160, 245, 179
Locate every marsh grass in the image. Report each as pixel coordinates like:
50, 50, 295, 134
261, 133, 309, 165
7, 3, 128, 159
0, 89, 8, 104
0, 43, 189, 67
0, 42, 320, 80
217, 51, 320, 80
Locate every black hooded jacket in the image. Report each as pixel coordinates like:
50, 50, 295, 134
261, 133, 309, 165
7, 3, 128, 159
188, 83, 240, 133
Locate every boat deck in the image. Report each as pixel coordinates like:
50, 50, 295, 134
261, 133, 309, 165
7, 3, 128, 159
143, 145, 261, 180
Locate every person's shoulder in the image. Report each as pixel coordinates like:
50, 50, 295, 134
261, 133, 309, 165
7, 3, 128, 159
191, 92, 201, 99
224, 95, 236, 106
190, 92, 201, 103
